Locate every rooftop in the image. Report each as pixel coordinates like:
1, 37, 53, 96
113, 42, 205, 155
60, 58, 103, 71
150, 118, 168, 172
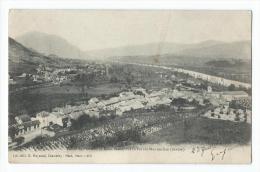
15, 114, 31, 123
10, 120, 41, 130
222, 91, 248, 96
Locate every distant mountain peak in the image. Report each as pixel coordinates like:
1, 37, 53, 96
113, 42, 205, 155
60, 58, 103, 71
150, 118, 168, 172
16, 31, 86, 59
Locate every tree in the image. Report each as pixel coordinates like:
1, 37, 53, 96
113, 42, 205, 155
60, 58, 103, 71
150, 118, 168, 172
203, 99, 211, 105
110, 75, 118, 83
228, 84, 236, 91
125, 73, 134, 86
246, 87, 252, 95
73, 73, 94, 98
14, 137, 25, 145
171, 98, 188, 106
235, 113, 240, 121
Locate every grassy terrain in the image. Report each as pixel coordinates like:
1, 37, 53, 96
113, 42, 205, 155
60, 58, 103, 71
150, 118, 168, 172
28, 83, 123, 95
9, 82, 124, 123
143, 117, 251, 145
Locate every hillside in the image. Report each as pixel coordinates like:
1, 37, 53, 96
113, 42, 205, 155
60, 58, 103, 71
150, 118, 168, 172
9, 37, 62, 75
178, 41, 251, 60
16, 31, 86, 59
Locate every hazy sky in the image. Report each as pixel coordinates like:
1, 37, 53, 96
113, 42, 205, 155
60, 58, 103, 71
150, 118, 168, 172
9, 10, 251, 51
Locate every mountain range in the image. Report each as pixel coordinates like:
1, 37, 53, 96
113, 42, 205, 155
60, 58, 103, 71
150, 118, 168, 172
10, 31, 251, 76
88, 40, 251, 60
15, 31, 251, 61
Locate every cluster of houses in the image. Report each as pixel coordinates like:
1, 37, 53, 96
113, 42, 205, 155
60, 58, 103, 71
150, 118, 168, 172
32, 65, 80, 84
206, 90, 249, 102
229, 97, 251, 110
9, 81, 251, 146
204, 85, 249, 106
9, 67, 72, 85
8, 114, 55, 146
9, 63, 110, 86
8, 87, 207, 144
204, 104, 251, 123
203, 87, 251, 123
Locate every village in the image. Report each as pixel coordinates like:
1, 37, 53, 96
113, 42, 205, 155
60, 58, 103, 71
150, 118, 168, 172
9, 62, 110, 92
7, 54, 253, 151
8, 75, 251, 150
6, 10, 254, 165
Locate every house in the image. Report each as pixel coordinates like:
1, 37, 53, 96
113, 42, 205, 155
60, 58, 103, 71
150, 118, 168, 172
48, 112, 69, 127
171, 74, 176, 80
221, 91, 248, 101
10, 120, 41, 139
35, 111, 50, 128
8, 136, 13, 144
84, 109, 99, 118
17, 73, 27, 78
68, 111, 84, 120
105, 97, 121, 107
207, 86, 212, 93
133, 87, 147, 96
181, 106, 196, 110
88, 97, 99, 104
9, 75, 16, 85
119, 92, 135, 100
207, 91, 248, 102
15, 114, 31, 125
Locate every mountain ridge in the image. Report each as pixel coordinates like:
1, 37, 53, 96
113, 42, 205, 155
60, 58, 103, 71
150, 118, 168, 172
87, 40, 251, 60
9, 37, 67, 75
16, 31, 86, 59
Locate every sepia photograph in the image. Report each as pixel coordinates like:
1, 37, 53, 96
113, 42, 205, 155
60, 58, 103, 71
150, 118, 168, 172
8, 10, 252, 163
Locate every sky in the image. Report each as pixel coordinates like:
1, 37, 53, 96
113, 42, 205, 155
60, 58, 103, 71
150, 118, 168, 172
9, 10, 251, 51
